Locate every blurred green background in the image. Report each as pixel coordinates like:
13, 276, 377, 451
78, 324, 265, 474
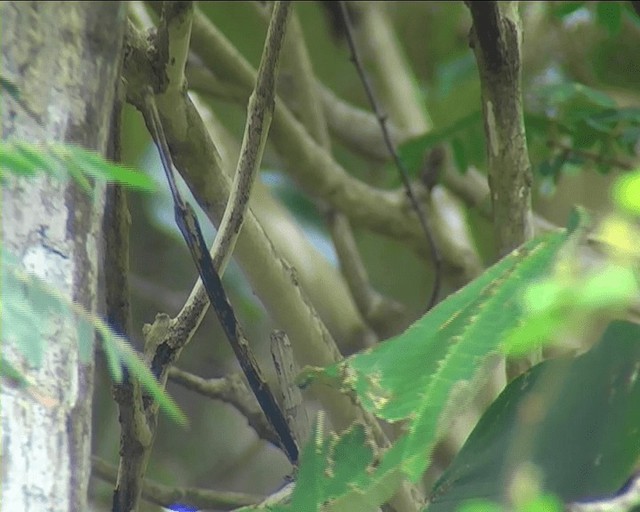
90, 2, 640, 510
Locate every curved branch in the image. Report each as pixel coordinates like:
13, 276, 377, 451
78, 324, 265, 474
169, 367, 280, 447
124, 18, 367, 438
211, 0, 290, 275
184, 5, 482, 276
339, 0, 442, 309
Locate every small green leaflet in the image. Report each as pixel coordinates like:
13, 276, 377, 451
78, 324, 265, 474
298, 224, 573, 510
2, 250, 187, 426
0, 140, 156, 192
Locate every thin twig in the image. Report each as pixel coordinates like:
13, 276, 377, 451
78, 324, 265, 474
91, 456, 263, 511
210, 0, 290, 274
143, 85, 298, 465
338, 1, 442, 310
548, 139, 636, 171
168, 367, 280, 447
102, 80, 151, 512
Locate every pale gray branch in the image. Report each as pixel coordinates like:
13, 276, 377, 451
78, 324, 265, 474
270, 331, 311, 447
467, 2, 534, 256
169, 367, 280, 447
211, 1, 291, 275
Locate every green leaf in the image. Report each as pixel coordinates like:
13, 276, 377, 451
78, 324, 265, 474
612, 169, 640, 215
0, 356, 29, 387
397, 112, 482, 178
0, 75, 21, 102
451, 137, 469, 174
428, 321, 640, 510
91, 315, 187, 426
0, 144, 38, 177
235, 417, 396, 512
303, 226, 572, 493
540, 82, 616, 111
550, 2, 586, 19
519, 495, 564, 512
536, 154, 565, 180
0, 140, 156, 192
455, 501, 502, 512
596, 1, 623, 35
289, 419, 378, 511
68, 146, 156, 192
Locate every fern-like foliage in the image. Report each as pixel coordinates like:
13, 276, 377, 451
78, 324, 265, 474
1, 141, 185, 424
0, 140, 156, 192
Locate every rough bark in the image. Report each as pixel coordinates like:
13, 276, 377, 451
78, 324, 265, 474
1, 2, 125, 510
468, 1, 534, 257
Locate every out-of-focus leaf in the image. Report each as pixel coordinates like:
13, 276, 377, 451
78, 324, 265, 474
435, 53, 477, 99
536, 154, 565, 179
1, 249, 187, 426
540, 82, 615, 111
0, 140, 156, 192
70, 146, 156, 192
0, 75, 21, 102
550, 2, 586, 19
0, 145, 37, 177
451, 136, 468, 174
428, 321, 640, 511
397, 111, 482, 178
596, 1, 623, 35
0, 356, 28, 386
612, 170, 640, 215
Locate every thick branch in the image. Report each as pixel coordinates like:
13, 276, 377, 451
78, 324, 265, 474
317, 82, 403, 161
184, 5, 483, 279
104, 185, 154, 512
157, 1, 193, 91
468, 1, 534, 256
124, 17, 363, 441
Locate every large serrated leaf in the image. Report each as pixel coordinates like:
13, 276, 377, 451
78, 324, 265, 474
303, 227, 571, 492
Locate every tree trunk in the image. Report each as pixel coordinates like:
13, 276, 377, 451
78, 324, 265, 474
1, 2, 125, 510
